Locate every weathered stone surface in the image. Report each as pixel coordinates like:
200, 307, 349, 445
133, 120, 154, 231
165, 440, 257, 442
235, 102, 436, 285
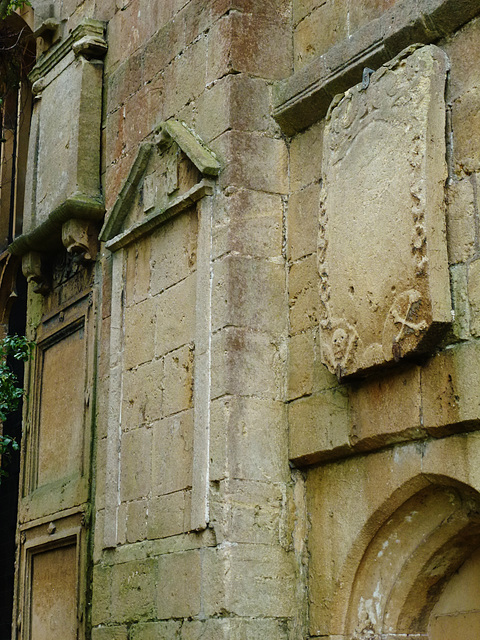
350, 365, 424, 449
111, 559, 157, 622
156, 551, 201, 619
318, 45, 451, 378
446, 178, 477, 264
147, 491, 190, 539
24, 50, 104, 233
422, 341, 480, 434
120, 427, 152, 501
288, 183, 321, 261
31, 545, 77, 640
37, 325, 86, 486
288, 388, 350, 463
468, 258, 480, 336
151, 410, 193, 495
294, 0, 348, 70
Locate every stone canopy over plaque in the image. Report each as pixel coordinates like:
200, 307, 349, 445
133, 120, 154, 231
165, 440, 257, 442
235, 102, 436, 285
318, 45, 451, 378
9, 20, 107, 290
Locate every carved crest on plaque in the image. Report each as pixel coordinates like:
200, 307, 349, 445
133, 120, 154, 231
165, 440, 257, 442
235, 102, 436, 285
318, 45, 451, 378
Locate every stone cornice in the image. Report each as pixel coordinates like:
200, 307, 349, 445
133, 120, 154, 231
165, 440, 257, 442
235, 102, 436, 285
8, 193, 105, 256
273, 0, 480, 134
29, 19, 107, 84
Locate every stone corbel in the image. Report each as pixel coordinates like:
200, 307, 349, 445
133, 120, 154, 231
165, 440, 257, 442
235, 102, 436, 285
73, 35, 108, 59
34, 18, 61, 53
21, 252, 50, 295
62, 219, 98, 263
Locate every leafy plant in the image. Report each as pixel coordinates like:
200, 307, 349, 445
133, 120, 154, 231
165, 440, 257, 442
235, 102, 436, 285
0, 334, 33, 479
0, 0, 31, 20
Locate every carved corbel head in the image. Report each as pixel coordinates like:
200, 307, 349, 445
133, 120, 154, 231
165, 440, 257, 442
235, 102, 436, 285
21, 251, 50, 295
61, 219, 98, 264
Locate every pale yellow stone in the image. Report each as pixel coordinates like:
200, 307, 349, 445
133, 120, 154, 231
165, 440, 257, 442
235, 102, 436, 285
446, 178, 476, 264
319, 45, 451, 377
288, 389, 350, 463
156, 551, 201, 619
288, 183, 321, 261
151, 409, 193, 495
120, 427, 152, 501
163, 344, 194, 416
468, 258, 480, 336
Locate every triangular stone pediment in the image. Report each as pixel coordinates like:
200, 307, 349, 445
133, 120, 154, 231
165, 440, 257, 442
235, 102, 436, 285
99, 120, 221, 251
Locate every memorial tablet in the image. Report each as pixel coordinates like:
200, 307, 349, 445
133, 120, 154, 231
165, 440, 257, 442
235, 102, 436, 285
318, 45, 451, 378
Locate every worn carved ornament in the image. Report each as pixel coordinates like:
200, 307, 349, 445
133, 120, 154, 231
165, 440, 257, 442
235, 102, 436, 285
318, 45, 452, 378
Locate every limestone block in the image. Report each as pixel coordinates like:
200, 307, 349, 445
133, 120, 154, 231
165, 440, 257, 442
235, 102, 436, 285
422, 341, 480, 435
163, 36, 207, 118
210, 396, 288, 483
92, 626, 128, 640
212, 256, 286, 333
349, 365, 424, 450
306, 443, 424, 634
147, 491, 189, 539
289, 255, 321, 333
213, 131, 288, 195
211, 327, 284, 401
452, 87, 480, 175
151, 409, 193, 495
92, 564, 113, 626
182, 617, 289, 640
450, 263, 471, 340
468, 258, 480, 336
226, 544, 295, 617
319, 45, 451, 378
163, 344, 194, 416
446, 178, 476, 264
294, 0, 325, 26
124, 297, 156, 369
348, 0, 397, 34
288, 389, 350, 464
132, 236, 152, 304
102, 255, 113, 319
143, 20, 185, 84
196, 74, 272, 143
444, 16, 480, 102
122, 358, 163, 429
130, 621, 182, 640
288, 183, 321, 261
120, 427, 152, 501
288, 331, 315, 400
150, 210, 198, 296
155, 274, 196, 357
156, 550, 201, 619
206, 9, 292, 83
294, 0, 348, 70
126, 499, 148, 543
95, 437, 107, 509
212, 188, 283, 261
225, 479, 286, 545
111, 559, 157, 622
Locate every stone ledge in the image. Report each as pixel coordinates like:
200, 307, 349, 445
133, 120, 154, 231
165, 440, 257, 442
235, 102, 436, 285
273, 0, 480, 135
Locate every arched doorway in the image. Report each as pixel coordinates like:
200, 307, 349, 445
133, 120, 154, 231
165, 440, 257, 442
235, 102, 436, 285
342, 480, 480, 639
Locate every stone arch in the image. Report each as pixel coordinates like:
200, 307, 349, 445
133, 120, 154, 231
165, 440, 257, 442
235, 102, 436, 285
334, 475, 480, 638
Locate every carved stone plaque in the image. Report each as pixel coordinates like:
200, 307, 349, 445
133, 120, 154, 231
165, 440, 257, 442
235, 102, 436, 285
318, 45, 451, 378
